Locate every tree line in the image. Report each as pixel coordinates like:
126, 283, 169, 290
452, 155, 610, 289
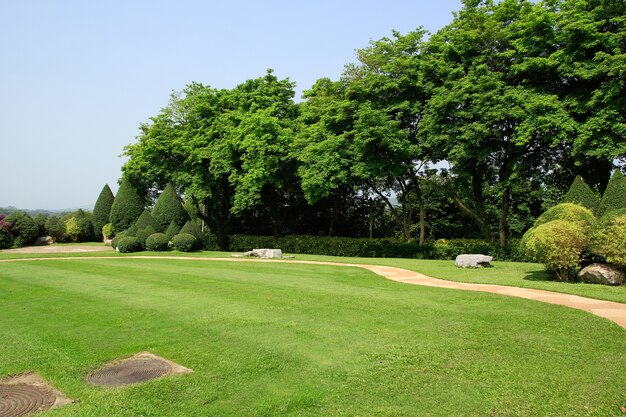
122, 0, 625, 249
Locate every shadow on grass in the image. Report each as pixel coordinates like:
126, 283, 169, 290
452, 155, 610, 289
523, 270, 552, 282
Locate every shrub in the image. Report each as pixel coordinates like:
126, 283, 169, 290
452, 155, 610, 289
111, 232, 127, 250
146, 233, 169, 251
165, 221, 181, 241
136, 226, 157, 247
45, 216, 66, 242
125, 225, 139, 237
563, 176, 600, 213
33, 213, 47, 237
534, 203, 595, 232
109, 177, 144, 233
102, 223, 114, 240
92, 184, 115, 239
152, 184, 189, 231
589, 208, 626, 268
597, 170, 626, 217
172, 233, 197, 252
522, 220, 588, 281
135, 210, 161, 232
0, 227, 13, 249
64, 209, 94, 242
180, 220, 204, 248
116, 236, 142, 253
5, 211, 39, 247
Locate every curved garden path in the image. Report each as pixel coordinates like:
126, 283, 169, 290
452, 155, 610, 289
2, 255, 626, 330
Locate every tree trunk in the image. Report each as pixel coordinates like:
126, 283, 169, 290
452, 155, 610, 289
499, 187, 510, 247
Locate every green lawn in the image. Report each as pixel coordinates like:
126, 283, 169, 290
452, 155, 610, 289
1, 257, 625, 416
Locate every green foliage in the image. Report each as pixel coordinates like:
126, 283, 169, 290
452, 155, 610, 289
135, 210, 161, 232
534, 203, 595, 232
5, 211, 39, 247
102, 223, 114, 240
125, 224, 139, 237
64, 209, 94, 242
562, 176, 600, 213
136, 226, 157, 247
165, 221, 181, 241
180, 220, 204, 247
33, 213, 47, 237
522, 220, 588, 281
0, 227, 13, 249
146, 233, 169, 251
589, 209, 626, 268
116, 236, 142, 253
111, 232, 127, 250
171, 233, 197, 252
109, 177, 144, 233
92, 184, 115, 239
597, 170, 626, 217
151, 184, 189, 230
44, 216, 66, 242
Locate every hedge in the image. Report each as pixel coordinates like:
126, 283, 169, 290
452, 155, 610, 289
562, 176, 600, 213
146, 233, 169, 251
597, 170, 626, 217
116, 236, 142, 253
152, 184, 189, 231
109, 177, 144, 233
92, 184, 115, 239
589, 208, 626, 267
172, 233, 197, 252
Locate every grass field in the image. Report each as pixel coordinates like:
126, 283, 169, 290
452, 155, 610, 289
1, 257, 625, 416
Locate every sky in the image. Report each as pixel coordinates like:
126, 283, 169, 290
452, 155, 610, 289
0, 0, 462, 210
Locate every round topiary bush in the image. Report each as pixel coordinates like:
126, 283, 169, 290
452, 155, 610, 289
111, 232, 127, 250
136, 226, 156, 247
589, 208, 626, 268
172, 233, 197, 252
534, 203, 595, 232
146, 233, 169, 251
522, 220, 588, 281
116, 236, 142, 253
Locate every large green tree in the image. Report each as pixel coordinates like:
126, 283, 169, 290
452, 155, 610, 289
92, 184, 115, 239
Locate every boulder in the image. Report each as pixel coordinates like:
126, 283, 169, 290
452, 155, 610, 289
578, 263, 625, 286
455, 254, 493, 268
34, 236, 54, 246
104, 239, 113, 246
244, 248, 283, 259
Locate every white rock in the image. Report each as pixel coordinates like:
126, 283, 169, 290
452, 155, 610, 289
244, 248, 283, 259
578, 263, 625, 286
34, 236, 54, 246
455, 254, 493, 268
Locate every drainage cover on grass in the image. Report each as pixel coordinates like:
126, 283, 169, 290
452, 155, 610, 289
85, 352, 192, 387
0, 373, 72, 417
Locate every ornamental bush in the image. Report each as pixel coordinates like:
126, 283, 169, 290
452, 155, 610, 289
563, 176, 600, 213
522, 220, 588, 281
136, 226, 157, 247
597, 170, 626, 217
45, 216, 66, 242
589, 208, 626, 268
5, 211, 39, 247
165, 220, 181, 241
111, 232, 127, 250
102, 223, 114, 240
172, 233, 197, 252
109, 177, 144, 233
180, 220, 204, 248
534, 203, 595, 232
135, 210, 161, 232
152, 184, 189, 231
92, 184, 115, 239
116, 236, 142, 253
146, 233, 169, 251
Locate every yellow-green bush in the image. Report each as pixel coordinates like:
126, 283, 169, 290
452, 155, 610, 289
589, 208, 626, 268
534, 203, 595, 232
522, 220, 588, 281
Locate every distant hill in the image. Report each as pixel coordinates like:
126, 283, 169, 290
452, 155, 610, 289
0, 206, 78, 217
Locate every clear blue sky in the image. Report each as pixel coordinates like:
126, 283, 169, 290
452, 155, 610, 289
0, 0, 462, 210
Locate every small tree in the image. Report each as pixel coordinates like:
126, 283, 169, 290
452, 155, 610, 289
5, 212, 39, 247
135, 210, 161, 232
109, 177, 144, 232
589, 209, 626, 268
597, 170, 626, 217
0, 214, 13, 249
151, 184, 189, 231
65, 209, 94, 242
45, 216, 66, 242
562, 176, 600, 213
93, 184, 115, 240
33, 213, 47, 237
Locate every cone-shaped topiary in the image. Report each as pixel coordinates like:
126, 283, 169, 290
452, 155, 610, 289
93, 184, 115, 239
152, 184, 189, 231
110, 178, 144, 233
562, 176, 600, 213
597, 170, 626, 217
135, 210, 161, 232
180, 220, 204, 242
589, 208, 626, 268
165, 220, 181, 241
136, 225, 157, 247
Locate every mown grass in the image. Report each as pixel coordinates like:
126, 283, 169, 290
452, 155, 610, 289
0, 257, 625, 416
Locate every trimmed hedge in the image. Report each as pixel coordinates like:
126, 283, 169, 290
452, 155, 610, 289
165, 221, 181, 241
135, 210, 161, 232
136, 226, 157, 247
111, 232, 127, 250
116, 236, 142, 253
152, 184, 189, 231
146, 233, 169, 251
92, 184, 115, 239
562, 176, 600, 213
110, 177, 144, 233
180, 221, 204, 249
172, 233, 197, 252
597, 170, 626, 217
589, 208, 626, 267
534, 203, 595, 232
227, 235, 526, 261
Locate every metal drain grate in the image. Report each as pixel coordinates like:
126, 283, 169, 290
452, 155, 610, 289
0, 374, 71, 417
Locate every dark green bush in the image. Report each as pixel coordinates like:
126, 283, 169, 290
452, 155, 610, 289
152, 184, 189, 231
125, 225, 139, 237
562, 176, 600, 213
0, 227, 13, 249
64, 209, 94, 242
5, 211, 39, 247
180, 221, 204, 248
136, 226, 157, 247
45, 216, 66, 242
109, 177, 144, 233
111, 232, 127, 250
33, 213, 47, 237
165, 221, 181, 241
135, 210, 161, 232
146, 233, 169, 251
116, 236, 142, 253
172, 233, 197, 252
92, 184, 115, 239
597, 170, 626, 217
589, 208, 626, 268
